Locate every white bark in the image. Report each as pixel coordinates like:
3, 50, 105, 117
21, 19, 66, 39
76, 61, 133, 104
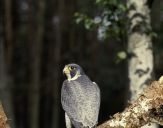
127, 1, 156, 127
127, 0, 154, 101
128, 33, 153, 100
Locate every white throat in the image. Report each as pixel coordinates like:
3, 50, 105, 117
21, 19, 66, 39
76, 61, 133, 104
67, 72, 81, 81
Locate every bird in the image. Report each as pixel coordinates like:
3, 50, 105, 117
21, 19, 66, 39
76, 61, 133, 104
61, 63, 100, 128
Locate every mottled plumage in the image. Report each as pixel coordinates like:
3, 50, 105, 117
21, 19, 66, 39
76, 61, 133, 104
61, 64, 100, 128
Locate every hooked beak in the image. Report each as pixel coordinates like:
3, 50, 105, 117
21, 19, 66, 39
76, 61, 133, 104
63, 66, 70, 74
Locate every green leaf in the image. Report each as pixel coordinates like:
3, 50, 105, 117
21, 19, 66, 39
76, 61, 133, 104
118, 4, 126, 12
84, 19, 94, 29
76, 17, 83, 24
117, 51, 127, 59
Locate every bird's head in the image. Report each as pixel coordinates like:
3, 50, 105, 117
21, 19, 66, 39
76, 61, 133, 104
63, 63, 84, 81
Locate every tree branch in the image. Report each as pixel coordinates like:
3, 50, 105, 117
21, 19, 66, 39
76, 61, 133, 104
97, 76, 163, 128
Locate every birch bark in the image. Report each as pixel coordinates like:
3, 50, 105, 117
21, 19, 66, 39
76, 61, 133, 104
127, 0, 156, 128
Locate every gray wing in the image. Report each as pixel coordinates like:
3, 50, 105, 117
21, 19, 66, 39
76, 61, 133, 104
61, 76, 100, 127
61, 80, 82, 121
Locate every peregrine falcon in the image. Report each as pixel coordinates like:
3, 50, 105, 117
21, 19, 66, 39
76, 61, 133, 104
61, 63, 100, 128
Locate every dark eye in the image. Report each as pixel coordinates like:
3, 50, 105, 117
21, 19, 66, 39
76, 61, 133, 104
70, 66, 75, 70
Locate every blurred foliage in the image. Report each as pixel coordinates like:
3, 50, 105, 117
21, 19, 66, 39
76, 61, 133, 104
75, 0, 127, 41
116, 51, 127, 63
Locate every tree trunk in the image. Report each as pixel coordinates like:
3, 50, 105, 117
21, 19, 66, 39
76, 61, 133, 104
51, 3, 62, 128
51, 23, 61, 128
4, 0, 13, 66
3, 0, 15, 127
27, 0, 45, 128
127, 0, 157, 128
0, 42, 15, 128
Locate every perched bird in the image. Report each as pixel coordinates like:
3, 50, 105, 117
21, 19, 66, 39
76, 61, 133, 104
61, 63, 100, 128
